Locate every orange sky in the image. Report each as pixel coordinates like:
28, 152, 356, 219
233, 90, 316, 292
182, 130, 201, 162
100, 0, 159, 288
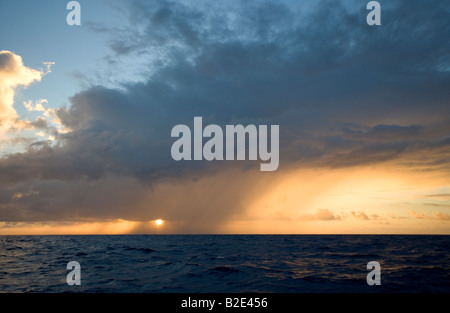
2, 164, 449, 235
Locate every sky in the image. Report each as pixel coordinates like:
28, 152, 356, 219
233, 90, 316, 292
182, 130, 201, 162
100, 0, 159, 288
0, 0, 449, 234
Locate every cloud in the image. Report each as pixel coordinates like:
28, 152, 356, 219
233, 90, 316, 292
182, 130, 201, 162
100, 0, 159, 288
311, 210, 391, 224
0, 1, 449, 232
350, 211, 370, 220
409, 211, 431, 220
24, 99, 47, 112
409, 210, 450, 221
420, 194, 450, 200
0, 168, 271, 233
433, 212, 450, 221
0, 51, 57, 149
0, 50, 44, 131
423, 203, 450, 208
24, 99, 64, 135
357, 213, 389, 225
298, 209, 341, 221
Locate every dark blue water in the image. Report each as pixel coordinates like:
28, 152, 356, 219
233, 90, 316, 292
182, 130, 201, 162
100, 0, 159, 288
0, 235, 449, 293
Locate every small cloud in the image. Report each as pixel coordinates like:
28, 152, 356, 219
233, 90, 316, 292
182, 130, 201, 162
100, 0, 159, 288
368, 214, 390, 225
389, 214, 408, 220
350, 211, 370, 220
22, 99, 65, 137
349, 211, 389, 224
12, 192, 23, 199
42, 62, 55, 75
417, 193, 450, 200
433, 211, 450, 221
424, 202, 450, 208
11, 189, 38, 200
30, 117, 48, 130
409, 210, 450, 221
409, 210, 432, 219
24, 99, 48, 112
298, 208, 341, 221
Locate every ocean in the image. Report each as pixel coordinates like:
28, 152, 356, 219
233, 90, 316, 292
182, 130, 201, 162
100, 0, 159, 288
0, 235, 449, 293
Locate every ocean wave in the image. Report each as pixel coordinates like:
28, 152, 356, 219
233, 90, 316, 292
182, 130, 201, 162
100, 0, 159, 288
0, 235, 449, 293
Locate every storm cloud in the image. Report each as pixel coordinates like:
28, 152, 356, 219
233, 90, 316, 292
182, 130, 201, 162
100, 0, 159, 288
1, 0, 449, 231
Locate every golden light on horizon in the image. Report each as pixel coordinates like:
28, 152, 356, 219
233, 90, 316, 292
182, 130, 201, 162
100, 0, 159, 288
0, 165, 448, 235
224, 165, 450, 234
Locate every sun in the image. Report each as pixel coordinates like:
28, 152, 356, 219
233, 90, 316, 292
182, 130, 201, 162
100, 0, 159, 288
154, 219, 164, 226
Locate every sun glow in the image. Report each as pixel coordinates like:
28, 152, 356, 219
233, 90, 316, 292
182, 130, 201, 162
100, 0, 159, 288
221, 165, 450, 234
155, 219, 164, 226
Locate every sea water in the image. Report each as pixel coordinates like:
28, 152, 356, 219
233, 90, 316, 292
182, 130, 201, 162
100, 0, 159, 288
0, 235, 448, 293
